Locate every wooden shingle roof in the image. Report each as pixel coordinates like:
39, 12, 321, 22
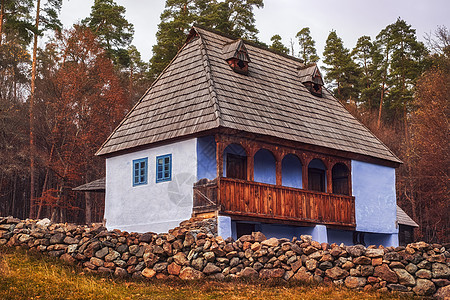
97, 27, 401, 164
397, 205, 419, 227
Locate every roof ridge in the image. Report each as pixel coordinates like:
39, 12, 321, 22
196, 28, 222, 127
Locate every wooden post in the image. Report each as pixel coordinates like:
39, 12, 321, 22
326, 167, 333, 194
215, 135, 224, 178
302, 158, 309, 190
247, 145, 255, 181
275, 152, 283, 186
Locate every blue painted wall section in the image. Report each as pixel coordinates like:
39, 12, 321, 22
282, 154, 302, 188
197, 136, 216, 180
254, 149, 276, 185
223, 144, 246, 177
352, 160, 397, 234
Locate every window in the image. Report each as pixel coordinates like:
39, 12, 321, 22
156, 154, 172, 182
133, 158, 148, 186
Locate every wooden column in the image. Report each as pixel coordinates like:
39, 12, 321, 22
247, 145, 256, 181
215, 135, 224, 178
302, 163, 309, 190
275, 151, 283, 186
326, 164, 333, 194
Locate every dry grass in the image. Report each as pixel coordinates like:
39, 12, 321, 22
0, 247, 417, 300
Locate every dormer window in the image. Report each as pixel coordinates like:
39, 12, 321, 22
298, 64, 324, 97
223, 39, 250, 75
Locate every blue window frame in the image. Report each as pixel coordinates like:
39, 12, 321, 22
156, 154, 172, 183
133, 158, 148, 186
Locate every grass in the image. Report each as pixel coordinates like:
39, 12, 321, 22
0, 247, 417, 300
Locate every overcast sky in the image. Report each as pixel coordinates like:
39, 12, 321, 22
60, 0, 449, 62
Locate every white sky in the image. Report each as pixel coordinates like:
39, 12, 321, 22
60, 0, 450, 62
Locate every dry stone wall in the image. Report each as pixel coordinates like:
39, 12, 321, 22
1, 216, 449, 298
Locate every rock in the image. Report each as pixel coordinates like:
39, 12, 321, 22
95, 247, 109, 259
305, 259, 318, 271
116, 244, 128, 254
413, 279, 436, 296
139, 233, 154, 243
325, 267, 349, 280
434, 285, 450, 300
252, 232, 266, 242
432, 278, 450, 287
308, 250, 323, 260
405, 263, 418, 274
291, 243, 302, 255
167, 263, 182, 275
18, 234, 31, 243
238, 235, 253, 243
90, 257, 104, 267
374, 264, 398, 283
230, 257, 239, 267
240, 267, 259, 279
353, 256, 371, 265
203, 263, 221, 274
432, 263, 450, 279
359, 265, 374, 276
293, 267, 313, 282
390, 261, 404, 269
365, 248, 384, 258
416, 269, 432, 279
261, 238, 279, 248
114, 267, 128, 278
191, 257, 205, 270
129, 245, 140, 255
417, 260, 431, 269
179, 267, 205, 280
319, 261, 333, 270
346, 245, 365, 257
291, 259, 302, 273
142, 268, 156, 278
384, 252, 400, 261
394, 268, 415, 286
49, 233, 65, 244
153, 262, 168, 272
204, 251, 215, 262
63, 236, 79, 244
259, 268, 285, 279
173, 252, 188, 266
105, 249, 120, 262
344, 276, 367, 289
387, 284, 408, 292
36, 218, 51, 227
342, 261, 354, 270
303, 246, 317, 255
114, 260, 127, 268
371, 257, 382, 266
60, 253, 76, 265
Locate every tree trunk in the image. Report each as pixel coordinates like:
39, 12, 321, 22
0, 0, 4, 46
29, 0, 41, 219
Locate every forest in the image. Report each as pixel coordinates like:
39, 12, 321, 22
0, 0, 448, 243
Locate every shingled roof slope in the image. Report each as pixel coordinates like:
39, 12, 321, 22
97, 27, 400, 164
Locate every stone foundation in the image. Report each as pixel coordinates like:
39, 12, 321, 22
0, 216, 448, 298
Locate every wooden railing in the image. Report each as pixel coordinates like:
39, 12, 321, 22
193, 177, 355, 227
219, 177, 355, 227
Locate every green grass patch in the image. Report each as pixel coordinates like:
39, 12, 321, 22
0, 247, 416, 300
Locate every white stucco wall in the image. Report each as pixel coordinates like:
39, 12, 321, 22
352, 160, 397, 234
105, 138, 197, 233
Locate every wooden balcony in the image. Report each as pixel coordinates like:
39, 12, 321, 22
194, 177, 355, 228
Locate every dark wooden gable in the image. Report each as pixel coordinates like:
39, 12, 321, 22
298, 64, 324, 97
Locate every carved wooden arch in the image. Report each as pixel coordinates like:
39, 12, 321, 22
282, 152, 305, 167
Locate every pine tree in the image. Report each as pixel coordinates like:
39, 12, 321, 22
150, 0, 263, 78
296, 27, 319, 64
323, 30, 359, 102
269, 34, 288, 55
82, 0, 134, 67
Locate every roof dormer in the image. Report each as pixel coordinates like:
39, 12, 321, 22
298, 64, 324, 97
223, 39, 250, 75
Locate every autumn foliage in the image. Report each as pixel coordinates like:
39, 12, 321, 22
33, 26, 128, 222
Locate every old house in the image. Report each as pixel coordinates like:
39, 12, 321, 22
96, 27, 403, 246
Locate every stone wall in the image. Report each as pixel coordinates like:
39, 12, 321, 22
0, 216, 449, 298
